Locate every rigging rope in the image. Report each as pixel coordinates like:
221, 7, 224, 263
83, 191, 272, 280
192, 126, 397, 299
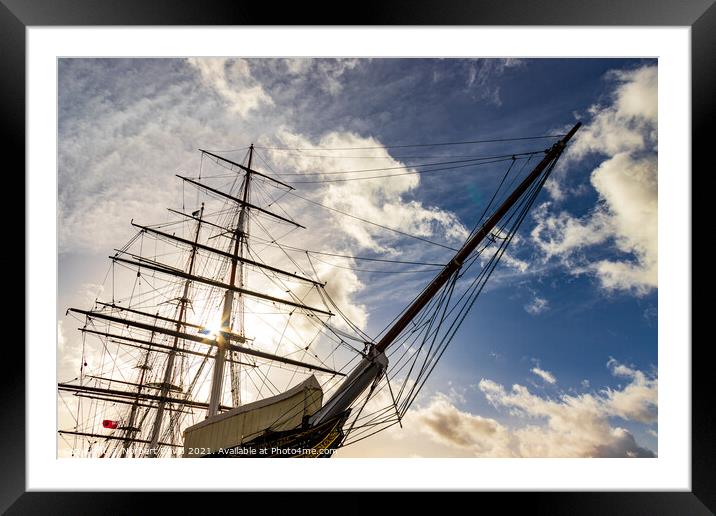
252, 133, 564, 151
284, 156, 527, 184
286, 190, 460, 252
229, 233, 447, 266
197, 150, 544, 178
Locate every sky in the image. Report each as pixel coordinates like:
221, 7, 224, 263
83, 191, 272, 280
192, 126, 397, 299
58, 57, 658, 458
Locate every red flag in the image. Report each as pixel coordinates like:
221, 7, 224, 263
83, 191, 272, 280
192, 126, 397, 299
102, 419, 119, 429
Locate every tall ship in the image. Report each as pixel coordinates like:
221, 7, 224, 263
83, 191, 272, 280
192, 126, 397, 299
58, 122, 581, 458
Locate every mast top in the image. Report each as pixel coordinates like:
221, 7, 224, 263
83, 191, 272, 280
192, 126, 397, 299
199, 146, 294, 190
177, 175, 305, 228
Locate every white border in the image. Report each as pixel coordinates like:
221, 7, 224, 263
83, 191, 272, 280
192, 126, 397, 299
28, 27, 690, 490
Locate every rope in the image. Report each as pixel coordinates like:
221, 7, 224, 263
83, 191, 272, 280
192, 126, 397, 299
286, 190, 460, 252
253, 134, 564, 151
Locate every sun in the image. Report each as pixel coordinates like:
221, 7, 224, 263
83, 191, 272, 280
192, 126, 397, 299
200, 313, 223, 338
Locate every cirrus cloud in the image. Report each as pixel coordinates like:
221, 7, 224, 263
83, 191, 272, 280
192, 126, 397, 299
531, 366, 556, 384
186, 58, 274, 117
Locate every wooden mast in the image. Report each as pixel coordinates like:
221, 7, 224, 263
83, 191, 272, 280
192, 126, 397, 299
231, 145, 253, 407
207, 144, 253, 417
147, 204, 204, 456
120, 330, 152, 457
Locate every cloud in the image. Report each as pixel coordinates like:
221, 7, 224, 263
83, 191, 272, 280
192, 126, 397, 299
604, 358, 658, 424
57, 283, 112, 380
305, 257, 368, 332
57, 320, 66, 353
315, 59, 360, 95
532, 65, 657, 296
79, 283, 104, 304
56, 60, 383, 410
607, 357, 638, 378
464, 59, 524, 106
58, 59, 279, 254
524, 296, 549, 315
283, 58, 312, 76
588, 153, 657, 293
471, 361, 657, 457
186, 58, 273, 116
531, 366, 556, 384
271, 58, 361, 95
569, 66, 657, 159
410, 394, 513, 456
481, 235, 530, 274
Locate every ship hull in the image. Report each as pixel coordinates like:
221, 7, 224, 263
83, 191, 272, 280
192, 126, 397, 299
201, 413, 349, 458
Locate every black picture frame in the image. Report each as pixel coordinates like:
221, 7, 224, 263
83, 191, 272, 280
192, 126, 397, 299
5, 0, 709, 513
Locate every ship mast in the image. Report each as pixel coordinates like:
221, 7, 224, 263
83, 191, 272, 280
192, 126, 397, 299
231, 145, 252, 407
61, 145, 344, 456
147, 204, 204, 456
207, 144, 253, 417
120, 332, 152, 457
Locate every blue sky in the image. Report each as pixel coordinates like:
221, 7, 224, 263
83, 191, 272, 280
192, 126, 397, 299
58, 57, 657, 457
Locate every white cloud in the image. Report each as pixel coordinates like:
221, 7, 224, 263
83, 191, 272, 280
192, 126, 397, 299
473, 360, 656, 457
409, 394, 514, 456
524, 296, 549, 315
186, 58, 273, 116
607, 356, 638, 378
464, 59, 524, 106
446, 384, 467, 404
531, 366, 556, 384
309, 257, 368, 332
316, 59, 360, 95
589, 154, 657, 294
570, 66, 657, 159
59, 64, 261, 254
283, 58, 312, 76
269, 58, 361, 94
57, 283, 110, 380
604, 358, 658, 424
79, 283, 104, 305
57, 60, 387, 419
532, 65, 657, 296
530, 201, 612, 256
57, 320, 66, 353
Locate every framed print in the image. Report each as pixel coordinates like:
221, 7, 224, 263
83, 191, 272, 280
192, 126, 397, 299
5, 0, 711, 513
